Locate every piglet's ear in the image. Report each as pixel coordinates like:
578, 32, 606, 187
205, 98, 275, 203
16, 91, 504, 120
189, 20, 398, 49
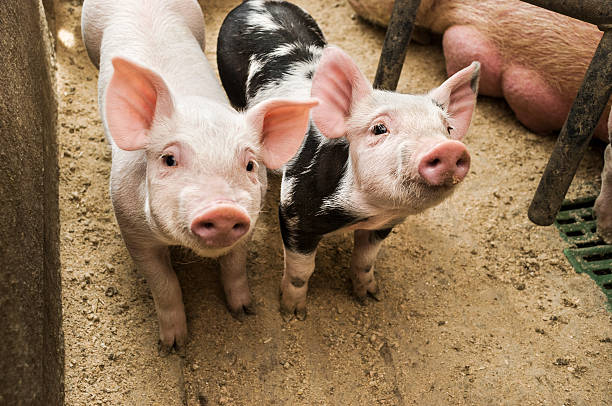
311, 46, 373, 139
105, 57, 174, 151
429, 61, 480, 140
246, 98, 319, 169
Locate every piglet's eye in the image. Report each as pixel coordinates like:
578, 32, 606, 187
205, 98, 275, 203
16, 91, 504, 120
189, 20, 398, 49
372, 123, 388, 135
447, 126, 453, 134
162, 154, 177, 167
246, 160, 255, 172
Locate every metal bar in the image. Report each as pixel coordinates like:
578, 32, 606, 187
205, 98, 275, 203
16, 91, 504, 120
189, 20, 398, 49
520, 0, 612, 26
373, 0, 422, 91
528, 29, 612, 226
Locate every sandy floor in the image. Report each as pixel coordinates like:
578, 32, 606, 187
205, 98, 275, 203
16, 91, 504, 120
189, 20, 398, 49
55, 0, 611, 404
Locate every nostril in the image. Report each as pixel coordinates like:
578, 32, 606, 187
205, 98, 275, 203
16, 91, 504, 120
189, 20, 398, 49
203, 222, 214, 229
232, 223, 245, 230
428, 158, 441, 167
457, 158, 467, 167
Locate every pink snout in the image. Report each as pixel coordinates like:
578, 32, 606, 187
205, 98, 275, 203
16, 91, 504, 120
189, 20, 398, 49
190, 204, 251, 248
418, 140, 471, 186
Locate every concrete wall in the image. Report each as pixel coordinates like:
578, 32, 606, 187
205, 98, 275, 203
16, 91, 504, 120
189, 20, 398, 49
0, 1, 63, 404
42, 0, 56, 33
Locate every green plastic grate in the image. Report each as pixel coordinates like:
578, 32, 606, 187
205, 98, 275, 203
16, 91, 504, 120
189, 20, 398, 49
554, 197, 612, 311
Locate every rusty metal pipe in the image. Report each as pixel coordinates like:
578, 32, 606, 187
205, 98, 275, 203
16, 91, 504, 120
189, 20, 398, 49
528, 29, 612, 225
373, 0, 422, 91
520, 0, 611, 26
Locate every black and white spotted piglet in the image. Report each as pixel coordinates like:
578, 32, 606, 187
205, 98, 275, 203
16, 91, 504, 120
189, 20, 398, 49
217, 0, 480, 321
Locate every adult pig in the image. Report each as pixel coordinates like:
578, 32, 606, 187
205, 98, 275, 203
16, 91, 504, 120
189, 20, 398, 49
347, 0, 610, 141
218, 0, 480, 321
81, 0, 317, 350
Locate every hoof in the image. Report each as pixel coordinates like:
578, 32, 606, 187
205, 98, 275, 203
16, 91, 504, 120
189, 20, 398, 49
280, 305, 307, 322
158, 339, 185, 358
229, 303, 256, 321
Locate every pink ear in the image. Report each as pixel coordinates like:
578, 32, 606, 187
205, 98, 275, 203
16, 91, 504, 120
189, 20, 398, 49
311, 46, 373, 139
429, 61, 480, 140
105, 57, 174, 151
246, 98, 319, 169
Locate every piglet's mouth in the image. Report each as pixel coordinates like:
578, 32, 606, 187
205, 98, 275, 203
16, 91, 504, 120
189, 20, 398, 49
452, 175, 464, 185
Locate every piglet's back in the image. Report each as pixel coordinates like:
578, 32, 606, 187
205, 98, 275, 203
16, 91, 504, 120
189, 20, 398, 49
82, 0, 227, 119
81, 0, 206, 69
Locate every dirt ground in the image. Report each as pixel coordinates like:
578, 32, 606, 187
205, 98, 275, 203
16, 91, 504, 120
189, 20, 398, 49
55, 0, 611, 405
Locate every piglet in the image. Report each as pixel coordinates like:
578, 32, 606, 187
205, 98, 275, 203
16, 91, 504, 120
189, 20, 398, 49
347, 0, 610, 141
81, 0, 317, 350
594, 113, 612, 243
218, 0, 480, 321
349, 0, 612, 242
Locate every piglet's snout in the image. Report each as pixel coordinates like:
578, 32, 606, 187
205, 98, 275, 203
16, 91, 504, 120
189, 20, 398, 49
418, 140, 470, 186
190, 204, 251, 248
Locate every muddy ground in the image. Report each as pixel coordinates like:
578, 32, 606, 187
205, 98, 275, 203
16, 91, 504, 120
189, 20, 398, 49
55, 0, 611, 405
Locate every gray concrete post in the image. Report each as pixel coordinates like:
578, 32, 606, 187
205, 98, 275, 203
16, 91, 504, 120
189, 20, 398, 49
0, 1, 63, 404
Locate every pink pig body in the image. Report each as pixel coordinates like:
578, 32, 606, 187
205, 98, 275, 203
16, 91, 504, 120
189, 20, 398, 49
81, 0, 316, 350
348, 0, 610, 141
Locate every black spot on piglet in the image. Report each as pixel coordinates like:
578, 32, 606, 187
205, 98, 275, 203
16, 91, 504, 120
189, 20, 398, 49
291, 277, 305, 288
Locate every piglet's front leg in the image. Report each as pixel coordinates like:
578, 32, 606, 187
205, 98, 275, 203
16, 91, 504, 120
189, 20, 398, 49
350, 228, 392, 303
127, 243, 187, 355
219, 243, 254, 320
280, 247, 318, 322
